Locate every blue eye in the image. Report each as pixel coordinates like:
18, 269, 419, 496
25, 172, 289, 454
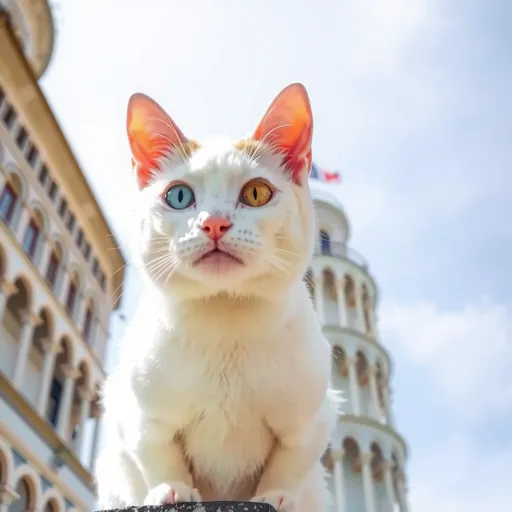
165, 184, 195, 210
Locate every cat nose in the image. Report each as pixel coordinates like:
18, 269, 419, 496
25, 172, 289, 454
200, 216, 232, 241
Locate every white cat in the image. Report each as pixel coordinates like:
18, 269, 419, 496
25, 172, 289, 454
95, 83, 338, 512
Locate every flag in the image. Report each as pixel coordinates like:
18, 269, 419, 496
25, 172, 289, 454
310, 162, 342, 184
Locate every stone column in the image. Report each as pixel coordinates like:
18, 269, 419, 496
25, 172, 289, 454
59, 270, 71, 304
331, 449, 346, 512
336, 279, 347, 328
37, 338, 60, 416
89, 405, 103, 473
314, 275, 325, 325
368, 364, 381, 420
0, 172, 6, 191
12, 310, 42, 387
56, 364, 79, 440
76, 386, 92, 460
383, 461, 396, 512
355, 283, 366, 332
346, 355, 361, 416
75, 294, 88, 333
39, 240, 54, 276
15, 204, 31, 244
360, 451, 376, 512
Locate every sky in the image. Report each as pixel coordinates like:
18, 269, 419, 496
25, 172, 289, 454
39, 0, 512, 510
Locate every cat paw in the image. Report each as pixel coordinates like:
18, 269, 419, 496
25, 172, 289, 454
251, 490, 297, 512
144, 482, 201, 505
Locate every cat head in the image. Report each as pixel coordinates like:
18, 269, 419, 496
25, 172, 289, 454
127, 83, 315, 300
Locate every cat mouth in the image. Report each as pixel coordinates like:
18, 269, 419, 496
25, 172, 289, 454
193, 248, 244, 267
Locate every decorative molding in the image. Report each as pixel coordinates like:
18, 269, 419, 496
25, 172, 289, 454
0, 483, 19, 505
0, 278, 17, 297
20, 309, 41, 327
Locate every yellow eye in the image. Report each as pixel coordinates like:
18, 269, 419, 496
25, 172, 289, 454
240, 180, 274, 207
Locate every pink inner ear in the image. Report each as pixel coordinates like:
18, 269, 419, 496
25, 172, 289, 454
252, 83, 313, 185
126, 93, 189, 188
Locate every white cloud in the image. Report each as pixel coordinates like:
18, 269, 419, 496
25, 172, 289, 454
379, 299, 512, 417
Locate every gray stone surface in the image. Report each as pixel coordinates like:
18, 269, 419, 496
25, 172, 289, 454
97, 502, 276, 512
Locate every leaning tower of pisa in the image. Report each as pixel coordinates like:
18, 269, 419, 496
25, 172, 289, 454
306, 186, 410, 512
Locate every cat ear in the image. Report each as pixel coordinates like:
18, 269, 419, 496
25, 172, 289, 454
252, 83, 313, 185
126, 93, 188, 189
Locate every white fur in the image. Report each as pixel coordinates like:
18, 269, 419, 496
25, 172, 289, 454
95, 138, 338, 511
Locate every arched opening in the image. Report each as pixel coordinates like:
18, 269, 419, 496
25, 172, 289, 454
371, 442, 388, 510
342, 437, 364, 510
22, 208, 44, 262
45, 242, 63, 291
24, 308, 53, 404
65, 271, 80, 319
46, 337, 72, 428
375, 361, 386, 422
70, 361, 90, 447
344, 274, 357, 328
322, 268, 339, 325
43, 499, 58, 512
361, 284, 372, 334
3, 277, 31, 341
82, 299, 94, 344
0, 447, 8, 487
0, 174, 21, 225
319, 230, 331, 255
10, 477, 34, 512
0, 245, 6, 281
356, 350, 371, 415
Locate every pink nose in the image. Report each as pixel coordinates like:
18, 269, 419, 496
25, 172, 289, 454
200, 216, 232, 241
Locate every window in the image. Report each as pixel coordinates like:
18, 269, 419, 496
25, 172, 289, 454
2, 105, 16, 129
0, 183, 17, 224
12, 479, 31, 512
22, 219, 40, 259
38, 164, 49, 185
83, 305, 93, 342
58, 197, 67, 218
0, 86, 4, 107
99, 271, 106, 290
16, 126, 28, 149
92, 258, 99, 276
48, 179, 58, 200
26, 143, 38, 168
66, 211, 75, 232
320, 230, 331, 255
66, 279, 77, 316
76, 228, 83, 247
83, 242, 91, 261
47, 378, 62, 426
45, 251, 60, 288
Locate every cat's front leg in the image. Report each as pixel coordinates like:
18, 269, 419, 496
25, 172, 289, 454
252, 395, 335, 511
136, 418, 201, 505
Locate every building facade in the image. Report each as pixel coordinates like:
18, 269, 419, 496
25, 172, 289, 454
309, 187, 409, 512
0, 1, 126, 511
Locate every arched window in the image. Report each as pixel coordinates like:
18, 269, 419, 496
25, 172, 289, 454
319, 230, 331, 255
10, 478, 31, 512
0, 183, 18, 224
82, 301, 94, 343
65, 272, 79, 318
22, 217, 40, 259
45, 243, 62, 289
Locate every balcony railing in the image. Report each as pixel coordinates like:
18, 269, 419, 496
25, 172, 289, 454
314, 242, 369, 270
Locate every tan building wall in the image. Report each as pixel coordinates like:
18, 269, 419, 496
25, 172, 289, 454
0, 4, 126, 511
